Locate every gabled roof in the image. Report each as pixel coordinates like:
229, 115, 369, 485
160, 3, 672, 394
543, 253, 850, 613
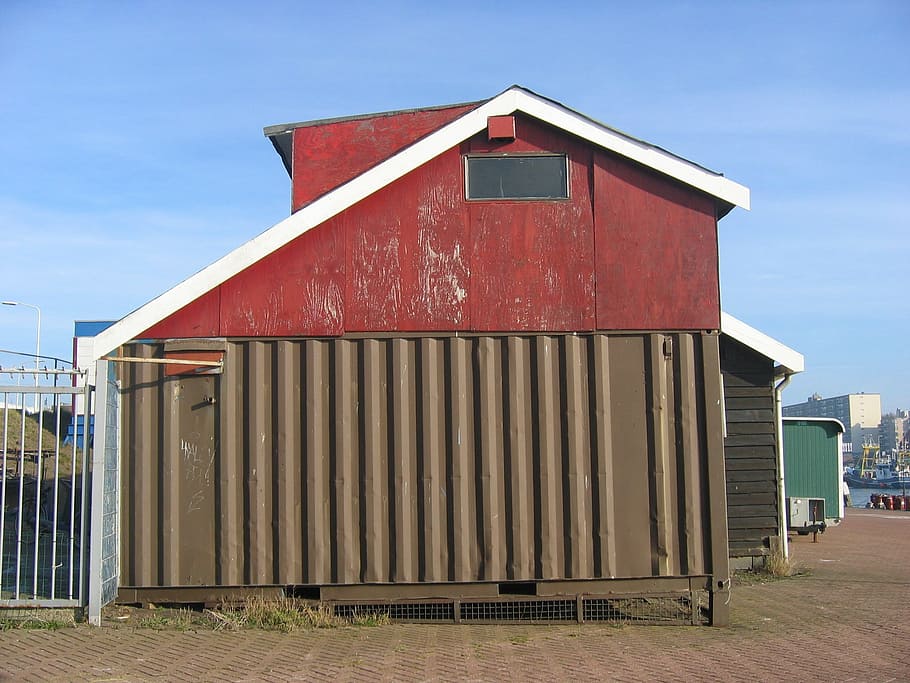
721, 312, 804, 375
90, 86, 751, 360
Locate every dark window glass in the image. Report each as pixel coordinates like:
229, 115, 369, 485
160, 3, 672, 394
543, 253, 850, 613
466, 155, 568, 200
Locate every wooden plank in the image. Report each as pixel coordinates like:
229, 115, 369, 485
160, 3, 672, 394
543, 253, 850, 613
726, 493, 777, 506
724, 434, 776, 447
725, 470, 778, 483
725, 458, 777, 471
729, 545, 769, 557
721, 373, 774, 389
724, 444, 776, 457
720, 337, 774, 375
728, 528, 774, 541
725, 409, 775, 423
722, 386, 775, 398
724, 396, 774, 410
725, 422, 775, 436
727, 516, 778, 530
726, 480, 777, 494
727, 504, 777, 517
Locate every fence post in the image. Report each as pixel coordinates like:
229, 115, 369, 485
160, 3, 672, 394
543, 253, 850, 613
87, 360, 108, 625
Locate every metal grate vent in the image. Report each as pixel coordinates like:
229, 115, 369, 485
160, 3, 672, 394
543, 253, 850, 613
326, 591, 708, 626
333, 601, 455, 622
461, 599, 577, 622
584, 592, 708, 625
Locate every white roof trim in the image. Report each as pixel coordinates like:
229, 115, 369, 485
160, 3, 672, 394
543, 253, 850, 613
721, 312, 804, 374
92, 87, 751, 360
782, 416, 845, 433
512, 90, 750, 210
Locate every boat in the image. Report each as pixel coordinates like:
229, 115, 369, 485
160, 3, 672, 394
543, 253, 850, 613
844, 445, 910, 488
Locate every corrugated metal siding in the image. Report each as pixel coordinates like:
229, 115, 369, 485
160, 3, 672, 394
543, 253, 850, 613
783, 421, 841, 520
720, 336, 779, 558
119, 332, 726, 589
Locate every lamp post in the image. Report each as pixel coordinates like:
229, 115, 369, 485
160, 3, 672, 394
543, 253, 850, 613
2, 300, 41, 412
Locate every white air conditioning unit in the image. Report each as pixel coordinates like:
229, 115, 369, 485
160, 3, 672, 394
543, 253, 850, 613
787, 497, 827, 535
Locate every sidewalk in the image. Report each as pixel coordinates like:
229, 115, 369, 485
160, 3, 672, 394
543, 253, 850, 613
2, 508, 909, 682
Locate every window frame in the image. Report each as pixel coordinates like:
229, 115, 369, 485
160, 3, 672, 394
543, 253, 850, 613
463, 153, 571, 202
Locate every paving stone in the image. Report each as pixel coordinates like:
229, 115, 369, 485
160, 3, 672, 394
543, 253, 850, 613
1, 509, 908, 681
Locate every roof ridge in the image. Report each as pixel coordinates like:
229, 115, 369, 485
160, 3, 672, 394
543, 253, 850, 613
263, 98, 488, 137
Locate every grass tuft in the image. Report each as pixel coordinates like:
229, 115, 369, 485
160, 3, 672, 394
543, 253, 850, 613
130, 598, 393, 632
137, 609, 199, 632
735, 548, 806, 586
227, 597, 345, 632
0, 617, 70, 631
765, 548, 799, 578
348, 610, 391, 627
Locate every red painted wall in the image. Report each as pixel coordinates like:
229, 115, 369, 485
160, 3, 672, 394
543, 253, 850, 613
291, 104, 476, 211
593, 151, 720, 330
141, 115, 720, 340
344, 146, 470, 331
142, 223, 345, 340
143, 292, 220, 339
466, 118, 596, 331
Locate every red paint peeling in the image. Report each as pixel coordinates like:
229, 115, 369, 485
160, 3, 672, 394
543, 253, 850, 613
468, 117, 596, 332
291, 104, 477, 211
145, 113, 721, 339
220, 221, 345, 337
345, 147, 470, 332
593, 150, 720, 330
142, 291, 220, 339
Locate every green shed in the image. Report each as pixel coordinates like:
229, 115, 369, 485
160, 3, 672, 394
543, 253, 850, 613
783, 417, 845, 524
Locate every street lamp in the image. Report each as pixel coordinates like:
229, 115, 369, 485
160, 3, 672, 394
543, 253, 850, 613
2, 300, 41, 412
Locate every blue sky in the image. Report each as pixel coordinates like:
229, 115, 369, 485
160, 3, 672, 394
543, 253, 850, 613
1, 1, 907, 410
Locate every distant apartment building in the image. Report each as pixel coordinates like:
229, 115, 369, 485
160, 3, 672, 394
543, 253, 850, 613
783, 393, 881, 458
880, 409, 908, 452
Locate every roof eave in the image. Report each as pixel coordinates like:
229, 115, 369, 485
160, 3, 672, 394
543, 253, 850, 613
507, 88, 750, 211
721, 312, 804, 375
269, 132, 293, 177
782, 416, 846, 433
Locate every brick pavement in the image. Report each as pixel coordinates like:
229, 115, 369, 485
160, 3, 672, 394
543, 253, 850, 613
2, 508, 909, 682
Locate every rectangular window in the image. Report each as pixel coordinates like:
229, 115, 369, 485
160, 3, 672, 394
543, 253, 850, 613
466, 154, 568, 200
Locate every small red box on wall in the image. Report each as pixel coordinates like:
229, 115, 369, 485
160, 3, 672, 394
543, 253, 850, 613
487, 115, 516, 141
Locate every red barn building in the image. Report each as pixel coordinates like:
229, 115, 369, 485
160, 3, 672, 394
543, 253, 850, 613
93, 87, 752, 625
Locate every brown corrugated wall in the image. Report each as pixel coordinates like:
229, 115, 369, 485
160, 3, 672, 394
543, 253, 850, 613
119, 332, 726, 589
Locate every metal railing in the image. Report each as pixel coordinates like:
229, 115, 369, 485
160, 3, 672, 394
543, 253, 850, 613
1, 370, 92, 608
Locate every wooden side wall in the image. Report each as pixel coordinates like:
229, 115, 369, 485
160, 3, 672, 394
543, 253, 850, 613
720, 336, 780, 558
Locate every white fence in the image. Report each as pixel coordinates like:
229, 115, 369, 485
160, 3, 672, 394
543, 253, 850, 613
0, 364, 119, 624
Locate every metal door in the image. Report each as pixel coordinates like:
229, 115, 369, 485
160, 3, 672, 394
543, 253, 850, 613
165, 373, 217, 585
